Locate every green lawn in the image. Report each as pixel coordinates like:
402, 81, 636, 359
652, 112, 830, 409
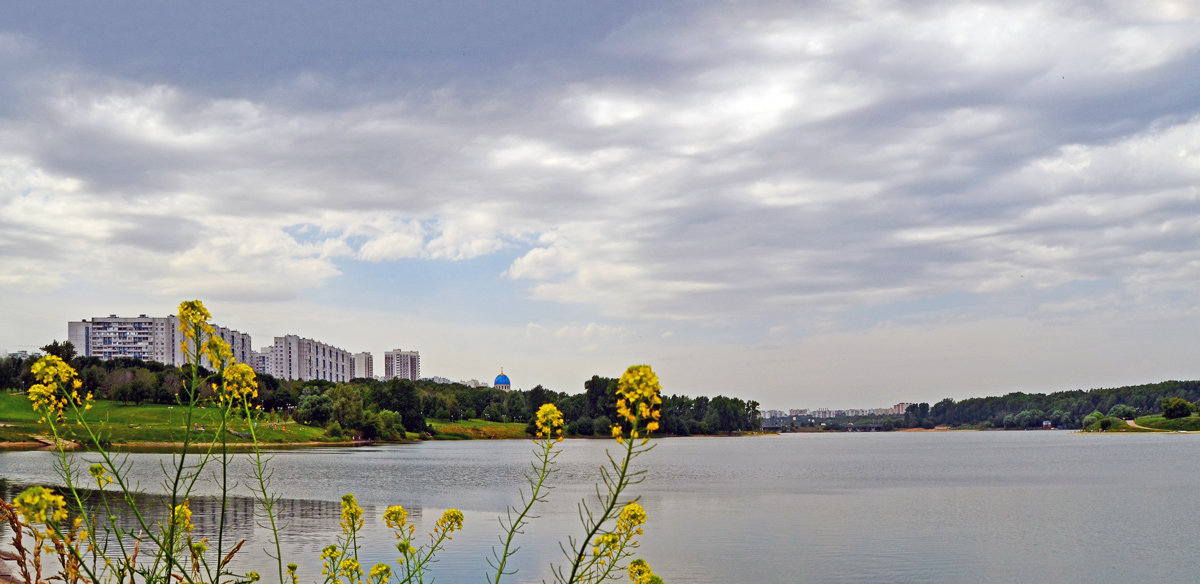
1131, 414, 1200, 431
0, 392, 333, 446
1, 392, 530, 446
428, 418, 529, 439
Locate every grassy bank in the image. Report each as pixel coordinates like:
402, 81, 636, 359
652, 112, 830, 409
428, 418, 529, 439
0, 392, 334, 446
1129, 414, 1200, 431
1, 392, 535, 446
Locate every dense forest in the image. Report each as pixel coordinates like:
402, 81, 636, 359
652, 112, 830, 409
774, 380, 1200, 431
0, 345, 762, 440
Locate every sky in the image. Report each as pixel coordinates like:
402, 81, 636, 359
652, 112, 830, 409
1, 1, 1199, 410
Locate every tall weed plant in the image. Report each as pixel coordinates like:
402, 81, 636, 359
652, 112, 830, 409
1, 301, 664, 584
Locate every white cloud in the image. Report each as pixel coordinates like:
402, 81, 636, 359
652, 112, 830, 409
3, 1, 1200, 406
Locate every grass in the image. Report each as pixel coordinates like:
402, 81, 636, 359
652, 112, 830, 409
428, 418, 529, 439
0, 392, 334, 446
1, 392, 531, 445
1131, 414, 1200, 432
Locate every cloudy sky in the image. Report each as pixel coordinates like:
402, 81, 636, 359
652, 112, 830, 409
2, 1, 1199, 409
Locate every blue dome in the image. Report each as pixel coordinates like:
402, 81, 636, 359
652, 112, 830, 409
494, 373, 511, 386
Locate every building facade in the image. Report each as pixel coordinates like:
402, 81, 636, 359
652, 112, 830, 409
351, 352, 374, 380
383, 349, 420, 381
68, 315, 252, 366
265, 335, 352, 382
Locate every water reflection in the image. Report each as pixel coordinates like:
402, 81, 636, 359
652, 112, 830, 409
0, 478, 432, 581
5, 434, 1200, 583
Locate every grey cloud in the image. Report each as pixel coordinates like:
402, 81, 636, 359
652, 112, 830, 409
3, 0, 1200, 326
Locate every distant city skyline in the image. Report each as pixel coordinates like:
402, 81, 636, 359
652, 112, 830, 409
2, 2, 1200, 410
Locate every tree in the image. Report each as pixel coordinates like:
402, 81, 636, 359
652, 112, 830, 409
1107, 404, 1138, 420
1162, 397, 1192, 419
295, 394, 334, 425
41, 340, 76, 362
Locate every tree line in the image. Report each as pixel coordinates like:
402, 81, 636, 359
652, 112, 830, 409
781, 380, 1200, 431
2, 342, 763, 440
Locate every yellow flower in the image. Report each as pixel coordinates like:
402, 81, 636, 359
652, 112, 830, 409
611, 365, 663, 444
88, 463, 114, 486
435, 508, 464, 535
627, 559, 660, 584
204, 336, 233, 369
338, 557, 362, 581
222, 362, 259, 406
247, 571, 261, 582
535, 403, 565, 440
340, 493, 364, 534
27, 356, 88, 422
617, 502, 646, 536
383, 505, 408, 530
172, 500, 194, 533
592, 532, 619, 556
13, 485, 67, 525
177, 300, 213, 335
369, 563, 390, 583
286, 563, 299, 584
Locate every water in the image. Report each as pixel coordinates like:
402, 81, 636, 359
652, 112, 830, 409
1, 431, 1197, 583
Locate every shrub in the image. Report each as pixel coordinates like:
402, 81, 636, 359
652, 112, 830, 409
1162, 397, 1192, 419
592, 415, 612, 436
325, 420, 343, 437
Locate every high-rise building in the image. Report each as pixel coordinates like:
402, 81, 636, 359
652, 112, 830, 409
351, 352, 374, 379
265, 335, 351, 382
383, 349, 420, 381
67, 314, 252, 366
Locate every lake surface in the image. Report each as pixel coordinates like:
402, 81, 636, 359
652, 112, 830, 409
1, 431, 1198, 583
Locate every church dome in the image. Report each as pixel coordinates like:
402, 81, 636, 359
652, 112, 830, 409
494, 373, 511, 386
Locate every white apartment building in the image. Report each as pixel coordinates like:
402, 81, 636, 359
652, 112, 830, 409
266, 335, 351, 382
383, 349, 420, 381
68, 315, 252, 366
351, 352, 374, 379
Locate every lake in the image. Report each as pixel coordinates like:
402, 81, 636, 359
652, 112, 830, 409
1, 431, 1197, 583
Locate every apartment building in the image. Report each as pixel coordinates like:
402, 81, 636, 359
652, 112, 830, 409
67, 315, 252, 366
383, 349, 420, 381
266, 334, 351, 382
351, 352, 374, 379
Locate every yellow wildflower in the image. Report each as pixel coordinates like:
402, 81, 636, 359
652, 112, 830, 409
286, 563, 300, 584
593, 532, 619, 557
369, 563, 390, 583
435, 508, 464, 535
383, 505, 408, 530
88, 463, 114, 487
320, 545, 341, 576
222, 362, 259, 406
13, 485, 67, 525
617, 502, 646, 536
247, 571, 261, 582
338, 557, 361, 581
535, 403, 565, 440
27, 355, 89, 422
627, 559, 661, 584
204, 336, 233, 369
172, 500, 194, 533
177, 300, 213, 336
340, 493, 364, 535
610, 365, 663, 444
